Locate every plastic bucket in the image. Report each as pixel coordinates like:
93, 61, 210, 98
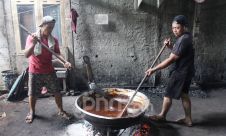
1, 70, 17, 90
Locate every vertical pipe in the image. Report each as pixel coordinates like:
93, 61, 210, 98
134, 0, 138, 10
69, 0, 76, 68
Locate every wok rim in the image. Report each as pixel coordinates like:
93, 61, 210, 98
75, 88, 150, 120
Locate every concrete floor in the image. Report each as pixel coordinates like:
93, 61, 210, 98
0, 88, 226, 136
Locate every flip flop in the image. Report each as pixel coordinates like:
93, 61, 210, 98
25, 113, 35, 123
175, 118, 192, 127
149, 115, 166, 122
58, 111, 72, 120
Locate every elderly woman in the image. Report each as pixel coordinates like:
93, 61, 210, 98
146, 15, 195, 127
24, 16, 72, 123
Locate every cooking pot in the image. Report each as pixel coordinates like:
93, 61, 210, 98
75, 88, 150, 129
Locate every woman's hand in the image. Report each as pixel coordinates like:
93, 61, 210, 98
64, 61, 72, 69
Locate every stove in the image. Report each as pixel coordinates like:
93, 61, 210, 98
64, 120, 152, 136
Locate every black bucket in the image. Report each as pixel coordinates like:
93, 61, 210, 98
1, 70, 17, 90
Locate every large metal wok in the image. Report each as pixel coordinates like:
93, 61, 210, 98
75, 88, 150, 129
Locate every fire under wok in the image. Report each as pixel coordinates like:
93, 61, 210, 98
75, 88, 150, 129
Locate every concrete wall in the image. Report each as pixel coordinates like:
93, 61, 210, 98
71, 0, 160, 87
0, 0, 225, 89
71, 0, 196, 87
194, 0, 226, 84
0, 0, 12, 86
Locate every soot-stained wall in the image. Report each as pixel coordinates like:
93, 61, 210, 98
72, 0, 159, 87
71, 0, 196, 87
0, 0, 225, 89
194, 0, 226, 84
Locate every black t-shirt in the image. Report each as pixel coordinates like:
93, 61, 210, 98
171, 32, 195, 77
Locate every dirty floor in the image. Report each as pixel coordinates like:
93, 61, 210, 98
0, 88, 226, 136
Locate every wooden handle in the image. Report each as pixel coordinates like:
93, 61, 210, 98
117, 44, 167, 118
19, 24, 67, 64
83, 56, 94, 82
85, 64, 91, 82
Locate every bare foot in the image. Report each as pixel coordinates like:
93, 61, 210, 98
176, 118, 192, 127
25, 113, 35, 123
58, 111, 72, 120
149, 115, 166, 122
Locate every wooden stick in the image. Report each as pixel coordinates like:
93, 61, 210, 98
19, 24, 67, 64
117, 43, 167, 118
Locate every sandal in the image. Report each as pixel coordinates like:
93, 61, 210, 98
58, 111, 72, 120
149, 115, 166, 122
175, 118, 192, 127
25, 113, 35, 124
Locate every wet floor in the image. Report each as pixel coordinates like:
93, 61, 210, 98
1, 88, 226, 136
63, 120, 93, 136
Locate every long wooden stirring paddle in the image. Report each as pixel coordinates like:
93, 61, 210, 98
117, 42, 168, 118
19, 24, 68, 65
